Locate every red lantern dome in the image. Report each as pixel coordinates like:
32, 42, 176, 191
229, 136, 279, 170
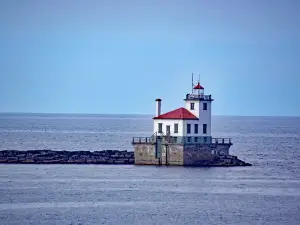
193, 82, 204, 90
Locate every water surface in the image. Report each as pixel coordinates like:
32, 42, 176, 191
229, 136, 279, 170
0, 114, 299, 224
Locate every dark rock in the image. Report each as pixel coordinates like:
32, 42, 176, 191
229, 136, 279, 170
0, 158, 8, 163
114, 160, 125, 164
105, 150, 113, 154
0, 150, 135, 165
106, 159, 114, 164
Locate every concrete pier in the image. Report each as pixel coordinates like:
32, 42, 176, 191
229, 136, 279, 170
132, 137, 252, 167
0, 148, 251, 166
133, 143, 251, 167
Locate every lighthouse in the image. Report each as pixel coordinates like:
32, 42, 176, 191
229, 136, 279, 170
132, 75, 233, 166
153, 79, 213, 144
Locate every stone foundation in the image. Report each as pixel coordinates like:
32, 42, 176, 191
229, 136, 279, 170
133, 143, 251, 167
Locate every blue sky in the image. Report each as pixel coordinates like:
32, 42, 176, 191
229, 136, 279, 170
0, 0, 299, 116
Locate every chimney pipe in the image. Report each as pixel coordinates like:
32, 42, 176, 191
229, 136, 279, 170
155, 99, 162, 117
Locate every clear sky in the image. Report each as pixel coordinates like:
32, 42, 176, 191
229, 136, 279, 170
0, 0, 299, 116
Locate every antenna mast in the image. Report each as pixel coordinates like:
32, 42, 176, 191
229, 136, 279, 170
192, 73, 194, 94
197, 73, 200, 95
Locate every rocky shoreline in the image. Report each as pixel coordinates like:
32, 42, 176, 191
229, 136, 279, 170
0, 150, 251, 166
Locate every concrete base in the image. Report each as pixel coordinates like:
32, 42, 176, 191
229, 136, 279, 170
133, 143, 234, 166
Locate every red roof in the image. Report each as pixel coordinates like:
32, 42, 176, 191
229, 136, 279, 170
153, 107, 198, 120
193, 82, 204, 89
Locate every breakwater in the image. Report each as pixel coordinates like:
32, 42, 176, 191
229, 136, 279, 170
0, 150, 251, 166
0, 150, 134, 164
203, 154, 252, 167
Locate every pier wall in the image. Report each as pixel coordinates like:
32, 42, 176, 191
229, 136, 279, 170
133, 143, 232, 166
183, 144, 231, 166
133, 143, 184, 165
134, 143, 159, 165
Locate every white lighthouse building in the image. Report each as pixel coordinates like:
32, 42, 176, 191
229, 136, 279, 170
153, 81, 213, 144
132, 76, 233, 166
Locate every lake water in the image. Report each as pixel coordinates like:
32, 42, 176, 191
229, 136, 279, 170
0, 114, 300, 224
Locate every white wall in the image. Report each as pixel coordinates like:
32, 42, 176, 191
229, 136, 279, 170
198, 100, 212, 136
152, 97, 212, 137
185, 100, 199, 117
184, 100, 212, 136
182, 119, 211, 137
153, 119, 184, 136
153, 118, 211, 137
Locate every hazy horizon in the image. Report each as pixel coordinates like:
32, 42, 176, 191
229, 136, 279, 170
0, 111, 299, 118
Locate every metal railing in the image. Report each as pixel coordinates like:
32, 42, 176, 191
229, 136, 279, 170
162, 136, 213, 144
185, 94, 213, 101
212, 138, 232, 144
132, 136, 232, 145
132, 137, 156, 144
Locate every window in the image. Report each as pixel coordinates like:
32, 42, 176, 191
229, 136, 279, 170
174, 123, 178, 133
194, 124, 198, 134
203, 103, 207, 110
194, 137, 198, 143
187, 137, 191, 142
190, 103, 195, 110
203, 124, 207, 134
158, 123, 163, 133
204, 137, 207, 143
187, 124, 191, 134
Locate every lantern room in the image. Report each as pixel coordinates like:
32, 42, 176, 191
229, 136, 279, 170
193, 82, 204, 98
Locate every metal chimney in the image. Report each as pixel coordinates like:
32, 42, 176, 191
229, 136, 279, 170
155, 99, 162, 117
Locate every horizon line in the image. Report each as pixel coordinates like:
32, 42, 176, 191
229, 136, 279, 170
0, 112, 299, 118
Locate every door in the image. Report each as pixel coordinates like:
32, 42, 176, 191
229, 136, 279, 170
155, 136, 163, 165
166, 125, 171, 135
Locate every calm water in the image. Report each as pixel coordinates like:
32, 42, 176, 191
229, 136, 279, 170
0, 114, 300, 225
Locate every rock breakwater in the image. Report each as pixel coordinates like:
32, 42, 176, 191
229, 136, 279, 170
0, 150, 134, 164
0, 150, 251, 166
195, 154, 252, 167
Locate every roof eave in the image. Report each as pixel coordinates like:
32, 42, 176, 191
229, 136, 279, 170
184, 98, 214, 101
153, 117, 199, 120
